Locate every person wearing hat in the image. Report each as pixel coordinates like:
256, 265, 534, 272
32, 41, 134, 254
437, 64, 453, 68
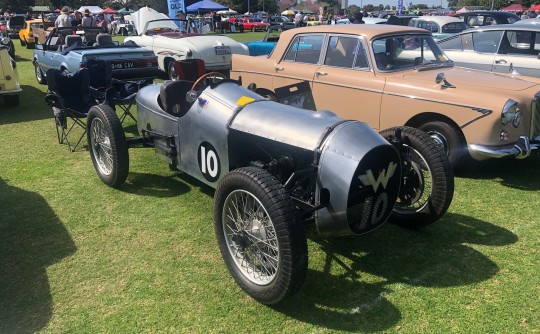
176, 10, 198, 33
176, 10, 186, 20
55, 6, 70, 27
81, 8, 96, 27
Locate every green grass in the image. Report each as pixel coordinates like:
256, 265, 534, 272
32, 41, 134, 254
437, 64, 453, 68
1, 32, 539, 333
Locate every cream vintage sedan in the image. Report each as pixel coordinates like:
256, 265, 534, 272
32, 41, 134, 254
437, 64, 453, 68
126, 7, 249, 79
231, 25, 540, 168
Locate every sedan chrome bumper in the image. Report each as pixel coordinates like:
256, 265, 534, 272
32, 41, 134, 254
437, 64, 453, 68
469, 136, 539, 160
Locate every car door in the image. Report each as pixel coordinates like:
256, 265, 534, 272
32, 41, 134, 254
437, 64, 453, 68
38, 32, 61, 73
311, 34, 385, 129
492, 29, 540, 77
440, 31, 500, 71
272, 33, 325, 103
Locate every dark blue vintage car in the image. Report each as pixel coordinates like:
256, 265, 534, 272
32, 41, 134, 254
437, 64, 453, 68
33, 26, 159, 84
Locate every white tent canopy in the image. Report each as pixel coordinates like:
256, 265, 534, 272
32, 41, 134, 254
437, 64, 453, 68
78, 6, 103, 14
217, 9, 237, 15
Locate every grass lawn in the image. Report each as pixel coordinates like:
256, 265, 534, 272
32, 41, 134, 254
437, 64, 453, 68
1, 31, 539, 333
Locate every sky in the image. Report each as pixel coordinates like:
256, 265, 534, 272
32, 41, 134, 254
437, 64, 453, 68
348, 0, 449, 9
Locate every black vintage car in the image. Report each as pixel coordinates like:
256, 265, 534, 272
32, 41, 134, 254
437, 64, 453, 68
6, 15, 25, 39
266, 16, 296, 31
452, 11, 521, 28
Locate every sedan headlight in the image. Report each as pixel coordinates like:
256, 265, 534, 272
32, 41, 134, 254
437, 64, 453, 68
1, 37, 9, 45
501, 99, 522, 128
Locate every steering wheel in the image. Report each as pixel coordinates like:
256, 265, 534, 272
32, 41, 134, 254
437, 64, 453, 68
191, 72, 227, 91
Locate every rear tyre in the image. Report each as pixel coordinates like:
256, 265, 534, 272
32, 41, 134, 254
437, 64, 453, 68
35, 62, 47, 84
419, 121, 465, 169
87, 104, 129, 188
380, 126, 454, 229
214, 167, 308, 305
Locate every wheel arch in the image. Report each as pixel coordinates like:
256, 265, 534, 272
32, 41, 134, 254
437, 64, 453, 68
405, 112, 467, 144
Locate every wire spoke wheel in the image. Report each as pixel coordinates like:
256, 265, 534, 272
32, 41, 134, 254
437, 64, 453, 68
214, 167, 307, 304
379, 126, 454, 229
90, 118, 113, 176
223, 189, 279, 285
394, 144, 432, 213
87, 105, 129, 188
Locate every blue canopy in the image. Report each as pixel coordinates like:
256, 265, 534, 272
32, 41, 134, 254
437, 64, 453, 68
186, 0, 228, 13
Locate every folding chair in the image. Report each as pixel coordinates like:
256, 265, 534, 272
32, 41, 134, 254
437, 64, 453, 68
85, 58, 147, 124
171, 59, 206, 81
44, 68, 97, 152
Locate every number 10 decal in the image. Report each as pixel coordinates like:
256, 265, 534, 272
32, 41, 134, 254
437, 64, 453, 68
198, 141, 221, 182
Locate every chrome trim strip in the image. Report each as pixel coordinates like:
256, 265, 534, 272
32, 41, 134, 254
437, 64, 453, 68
232, 70, 493, 117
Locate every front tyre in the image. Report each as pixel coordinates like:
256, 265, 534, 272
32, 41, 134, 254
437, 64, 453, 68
419, 121, 466, 169
380, 126, 454, 229
87, 105, 129, 188
35, 62, 47, 84
214, 167, 308, 305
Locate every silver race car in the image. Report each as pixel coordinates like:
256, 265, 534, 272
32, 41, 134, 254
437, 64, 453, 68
86, 74, 453, 304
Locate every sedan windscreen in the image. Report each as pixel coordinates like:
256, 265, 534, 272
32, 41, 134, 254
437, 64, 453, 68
371, 34, 452, 71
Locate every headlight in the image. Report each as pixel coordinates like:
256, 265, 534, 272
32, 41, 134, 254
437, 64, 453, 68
501, 99, 522, 128
1, 37, 9, 45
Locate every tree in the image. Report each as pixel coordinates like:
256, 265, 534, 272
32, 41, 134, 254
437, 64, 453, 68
447, 0, 458, 8
278, 0, 295, 12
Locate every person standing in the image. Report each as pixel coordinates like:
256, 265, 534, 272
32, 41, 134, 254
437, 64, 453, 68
97, 13, 108, 30
70, 11, 82, 26
294, 11, 303, 27
55, 7, 70, 27
81, 8, 95, 27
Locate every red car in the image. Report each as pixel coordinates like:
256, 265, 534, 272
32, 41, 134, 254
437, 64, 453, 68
240, 18, 268, 32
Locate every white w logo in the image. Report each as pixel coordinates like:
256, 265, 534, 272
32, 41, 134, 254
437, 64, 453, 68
358, 162, 398, 192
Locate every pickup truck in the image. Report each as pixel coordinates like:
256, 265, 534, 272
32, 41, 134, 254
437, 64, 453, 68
33, 26, 159, 84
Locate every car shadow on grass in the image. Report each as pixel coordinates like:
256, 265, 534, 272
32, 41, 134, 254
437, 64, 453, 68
14, 54, 32, 63
0, 177, 76, 333
119, 172, 191, 197
456, 155, 540, 190
273, 213, 517, 332
0, 85, 49, 124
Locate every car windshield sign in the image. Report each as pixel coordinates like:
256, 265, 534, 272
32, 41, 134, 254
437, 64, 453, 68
371, 34, 453, 72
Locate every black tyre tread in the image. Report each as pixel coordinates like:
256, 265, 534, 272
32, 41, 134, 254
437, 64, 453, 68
214, 167, 308, 304
380, 126, 454, 229
87, 104, 129, 188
